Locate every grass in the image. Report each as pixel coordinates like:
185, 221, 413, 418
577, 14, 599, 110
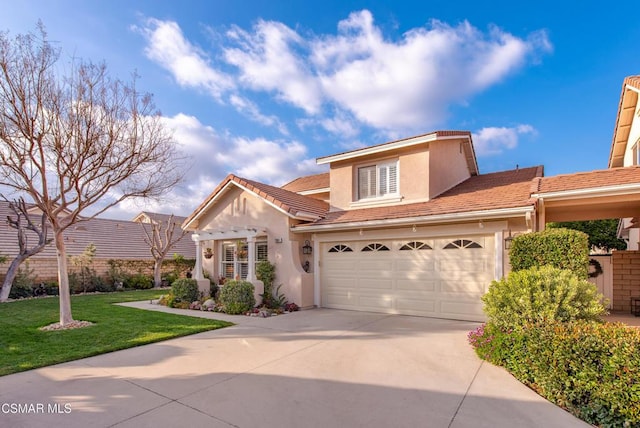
0, 289, 232, 376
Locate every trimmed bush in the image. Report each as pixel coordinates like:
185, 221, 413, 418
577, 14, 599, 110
483, 265, 606, 330
470, 321, 640, 427
509, 228, 589, 278
127, 274, 153, 290
171, 278, 199, 303
219, 280, 255, 315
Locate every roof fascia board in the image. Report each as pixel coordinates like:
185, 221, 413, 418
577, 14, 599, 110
316, 133, 459, 165
299, 187, 330, 195
291, 206, 533, 233
532, 183, 640, 200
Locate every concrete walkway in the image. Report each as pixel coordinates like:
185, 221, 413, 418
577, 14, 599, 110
0, 304, 589, 428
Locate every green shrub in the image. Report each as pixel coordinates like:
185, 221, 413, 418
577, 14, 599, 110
127, 274, 153, 290
171, 278, 199, 303
509, 228, 589, 278
43, 281, 59, 296
483, 266, 605, 330
95, 279, 116, 293
10, 262, 37, 299
219, 280, 255, 314
470, 321, 640, 427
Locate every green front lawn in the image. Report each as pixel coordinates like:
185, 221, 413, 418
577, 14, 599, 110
0, 290, 232, 376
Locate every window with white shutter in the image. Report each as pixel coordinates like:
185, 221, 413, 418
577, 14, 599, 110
357, 161, 399, 200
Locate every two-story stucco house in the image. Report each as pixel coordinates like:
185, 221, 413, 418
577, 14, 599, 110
182, 76, 640, 321
182, 131, 544, 321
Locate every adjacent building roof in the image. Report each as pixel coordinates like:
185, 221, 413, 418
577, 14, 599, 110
281, 172, 330, 193
182, 174, 330, 229
609, 75, 640, 168
294, 166, 542, 229
0, 203, 195, 259
532, 166, 640, 195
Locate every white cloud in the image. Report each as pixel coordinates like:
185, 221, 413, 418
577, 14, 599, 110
135, 19, 234, 99
223, 20, 323, 114
136, 12, 552, 154
473, 124, 536, 156
216, 137, 323, 185
104, 113, 323, 219
313, 11, 551, 133
229, 95, 289, 135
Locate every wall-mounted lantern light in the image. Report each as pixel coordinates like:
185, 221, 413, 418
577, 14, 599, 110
302, 240, 313, 255
504, 230, 514, 250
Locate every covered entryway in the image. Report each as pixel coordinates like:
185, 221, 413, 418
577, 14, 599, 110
320, 235, 494, 321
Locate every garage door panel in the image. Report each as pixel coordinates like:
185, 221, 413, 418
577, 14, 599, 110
397, 279, 436, 291
325, 278, 357, 289
396, 259, 435, 271
441, 280, 486, 294
396, 298, 436, 313
358, 295, 393, 309
321, 235, 494, 321
359, 279, 393, 290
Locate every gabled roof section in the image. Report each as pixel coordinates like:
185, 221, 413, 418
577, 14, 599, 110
281, 172, 330, 193
316, 130, 479, 176
609, 75, 640, 168
132, 211, 187, 224
182, 174, 329, 230
533, 166, 640, 196
0, 202, 195, 260
294, 166, 541, 229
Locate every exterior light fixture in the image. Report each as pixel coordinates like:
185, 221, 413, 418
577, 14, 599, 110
302, 240, 313, 255
504, 230, 514, 250
412, 224, 417, 233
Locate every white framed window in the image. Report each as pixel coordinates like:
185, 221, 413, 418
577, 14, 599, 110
358, 161, 398, 200
221, 239, 268, 280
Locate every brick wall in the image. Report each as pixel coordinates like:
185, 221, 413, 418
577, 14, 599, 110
612, 251, 640, 312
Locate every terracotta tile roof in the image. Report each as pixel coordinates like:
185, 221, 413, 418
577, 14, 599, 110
281, 172, 330, 193
535, 166, 640, 194
0, 202, 195, 260
236, 176, 329, 217
183, 174, 330, 229
300, 166, 542, 227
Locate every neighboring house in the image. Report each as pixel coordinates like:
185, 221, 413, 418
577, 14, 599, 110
609, 75, 640, 248
0, 204, 195, 282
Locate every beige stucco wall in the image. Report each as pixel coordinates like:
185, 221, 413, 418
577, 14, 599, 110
328, 162, 353, 210
428, 140, 471, 198
327, 140, 471, 210
194, 186, 314, 307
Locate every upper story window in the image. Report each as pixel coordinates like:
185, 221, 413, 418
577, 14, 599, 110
358, 161, 399, 200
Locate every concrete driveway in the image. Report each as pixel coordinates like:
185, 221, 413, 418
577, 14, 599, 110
0, 305, 588, 428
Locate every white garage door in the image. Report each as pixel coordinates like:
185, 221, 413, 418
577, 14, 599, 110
320, 236, 495, 321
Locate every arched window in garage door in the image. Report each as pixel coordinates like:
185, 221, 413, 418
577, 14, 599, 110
328, 244, 353, 253
361, 243, 390, 252
443, 239, 483, 249
399, 241, 432, 250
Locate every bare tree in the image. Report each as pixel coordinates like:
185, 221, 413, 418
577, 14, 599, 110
0, 24, 185, 325
140, 214, 188, 287
0, 197, 52, 302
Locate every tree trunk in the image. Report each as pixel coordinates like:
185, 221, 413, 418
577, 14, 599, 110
0, 255, 28, 302
54, 230, 74, 325
153, 259, 162, 288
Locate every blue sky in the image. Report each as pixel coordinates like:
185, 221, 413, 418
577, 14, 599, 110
1, 1, 639, 219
